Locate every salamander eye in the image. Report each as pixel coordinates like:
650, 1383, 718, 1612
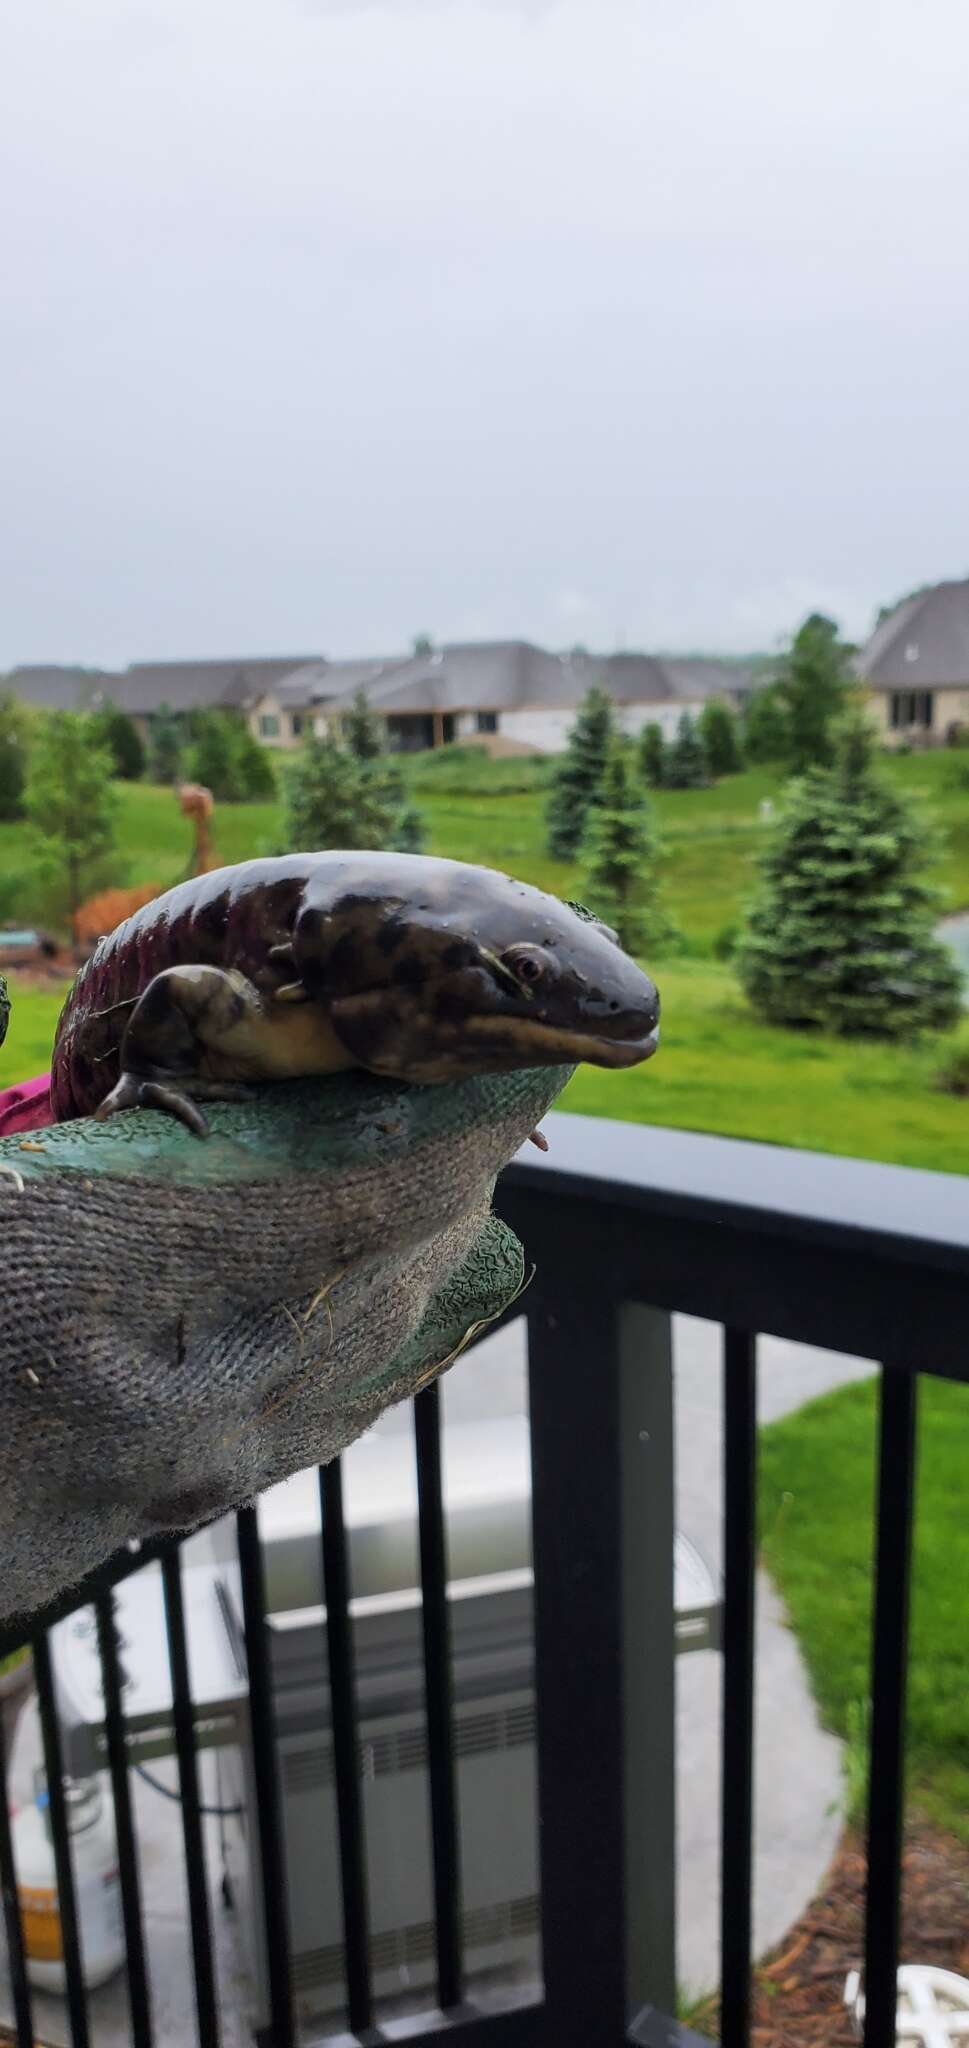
501, 944, 547, 987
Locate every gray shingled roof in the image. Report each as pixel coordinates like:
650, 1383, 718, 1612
275, 657, 414, 710
857, 580, 969, 689
6, 643, 753, 722
5, 666, 119, 711
323, 642, 751, 716
116, 657, 318, 716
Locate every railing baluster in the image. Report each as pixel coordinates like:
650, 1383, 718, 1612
32, 1632, 90, 2048
0, 1669, 35, 2048
863, 1367, 917, 2048
318, 1459, 373, 2034
95, 1594, 153, 2046
161, 1550, 220, 2048
236, 1506, 295, 2048
414, 1379, 463, 2012
525, 1283, 627, 2039
720, 1328, 757, 2048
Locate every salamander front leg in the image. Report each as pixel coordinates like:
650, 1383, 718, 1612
94, 966, 262, 1137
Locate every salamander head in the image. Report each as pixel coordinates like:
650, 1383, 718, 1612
292, 853, 660, 1082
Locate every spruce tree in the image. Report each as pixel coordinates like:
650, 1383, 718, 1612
342, 689, 384, 762
280, 734, 388, 850
665, 712, 706, 789
89, 704, 145, 781
636, 721, 668, 789
392, 801, 427, 854
743, 682, 788, 764
579, 744, 678, 955
698, 700, 741, 778
232, 724, 277, 800
373, 757, 427, 852
545, 686, 616, 858
148, 704, 183, 784
186, 711, 243, 801
777, 612, 850, 772
736, 708, 962, 1037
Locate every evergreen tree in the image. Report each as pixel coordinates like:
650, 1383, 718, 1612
342, 689, 384, 761
0, 694, 29, 821
636, 721, 668, 789
186, 711, 244, 801
393, 801, 427, 854
743, 683, 789, 764
89, 703, 145, 780
24, 712, 118, 927
736, 709, 962, 1038
148, 703, 183, 784
545, 686, 616, 858
281, 734, 395, 851
664, 712, 706, 789
698, 699, 742, 778
373, 757, 427, 853
776, 612, 850, 772
232, 724, 277, 800
579, 744, 678, 955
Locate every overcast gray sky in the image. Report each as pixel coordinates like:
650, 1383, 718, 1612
2, 0, 968, 669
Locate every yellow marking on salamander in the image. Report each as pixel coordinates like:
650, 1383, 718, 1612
198, 983, 358, 1082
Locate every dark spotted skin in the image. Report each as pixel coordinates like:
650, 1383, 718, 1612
50, 851, 660, 1134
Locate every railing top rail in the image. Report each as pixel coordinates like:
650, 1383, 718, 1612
504, 1110, 969, 1275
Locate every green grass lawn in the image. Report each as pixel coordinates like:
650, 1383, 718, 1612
760, 1375, 969, 1838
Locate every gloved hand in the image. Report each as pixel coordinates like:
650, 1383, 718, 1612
0, 1063, 569, 1626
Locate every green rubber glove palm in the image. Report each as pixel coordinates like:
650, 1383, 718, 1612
0, 1063, 568, 1626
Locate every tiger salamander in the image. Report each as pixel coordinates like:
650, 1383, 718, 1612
50, 851, 660, 1135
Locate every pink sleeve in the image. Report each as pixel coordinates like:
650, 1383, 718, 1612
0, 1073, 54, 1137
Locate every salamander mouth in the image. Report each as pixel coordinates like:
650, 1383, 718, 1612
463, 1014, 660, 1069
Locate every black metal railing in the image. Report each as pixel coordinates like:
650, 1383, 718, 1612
1, 1108, 967, 2048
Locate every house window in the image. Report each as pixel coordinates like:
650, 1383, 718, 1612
890, 691, 933, 730
476, 711, 499, 734
259, 713, 280, 738
290, 713, 307, 737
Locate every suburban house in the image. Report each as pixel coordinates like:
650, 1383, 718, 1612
303, 644, 753, 755
857, 577, 969, 746
5, 643, 751, 756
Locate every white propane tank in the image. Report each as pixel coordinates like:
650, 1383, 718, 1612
11, 1773, 125, 1992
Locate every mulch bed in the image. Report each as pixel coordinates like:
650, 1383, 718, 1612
690, 1820, 969, 2044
